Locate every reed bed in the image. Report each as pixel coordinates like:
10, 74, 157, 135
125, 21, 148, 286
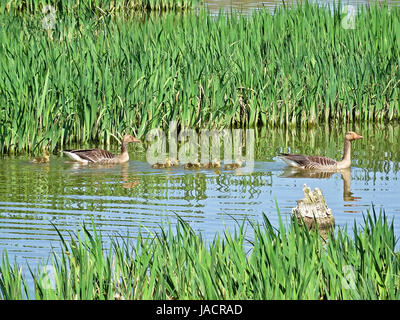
0, 207, 399, 299
0, 3, 399, 153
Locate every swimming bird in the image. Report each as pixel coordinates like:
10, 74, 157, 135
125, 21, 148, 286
182, 160, 201, 169
278, 131, 362, 170
224, 159, 243, 170
31, 150, 50, 163
199, 158, 221, 169
62, 135, 140, 164
169, 158, 179, 167
151, 158, 179, 169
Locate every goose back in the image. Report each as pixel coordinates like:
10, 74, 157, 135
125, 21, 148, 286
278, 153, 337, 170
63, 149, 116, 163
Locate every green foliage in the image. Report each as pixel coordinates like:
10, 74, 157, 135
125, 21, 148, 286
0, 3, 399, 153
2, 0, 199, 13
1, 207, 399, 299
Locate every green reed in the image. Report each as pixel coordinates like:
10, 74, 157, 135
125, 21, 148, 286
1, 206, 399, 299
0, 2, 399, 153
2, 0, 199, 13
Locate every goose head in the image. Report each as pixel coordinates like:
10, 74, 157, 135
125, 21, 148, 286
345, 131, 363, 141
123, 135, 141, 143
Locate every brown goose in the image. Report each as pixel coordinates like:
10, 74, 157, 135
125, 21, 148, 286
278, 131, 362, 170
63, 135, 140, 164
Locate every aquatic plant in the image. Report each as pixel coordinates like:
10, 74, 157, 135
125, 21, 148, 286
0, 207, 399, 299
0, 2, 399, 153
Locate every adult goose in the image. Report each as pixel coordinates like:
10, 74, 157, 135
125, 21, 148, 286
278, 131, 362, 170
63, 135, 140, 164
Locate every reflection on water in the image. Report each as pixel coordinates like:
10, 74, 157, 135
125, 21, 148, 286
1, 124, 400, 293
280, 167, 361, 209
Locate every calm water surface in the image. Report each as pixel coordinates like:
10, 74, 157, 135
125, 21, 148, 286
1, 124, 400, 271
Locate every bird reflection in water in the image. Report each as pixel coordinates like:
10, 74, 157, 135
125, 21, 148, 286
279, 167, 361, 212
120, 163, 139, 189
67, 162, 139, 189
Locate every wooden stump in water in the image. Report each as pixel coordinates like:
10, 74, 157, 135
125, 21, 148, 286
292, 184, 335, 231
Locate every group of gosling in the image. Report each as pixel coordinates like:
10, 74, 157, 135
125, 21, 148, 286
151, 158, 243, 170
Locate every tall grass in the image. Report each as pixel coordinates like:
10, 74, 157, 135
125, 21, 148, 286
0, 3, 399, 153
1, 207, 399, 299
2, 0, 199, 13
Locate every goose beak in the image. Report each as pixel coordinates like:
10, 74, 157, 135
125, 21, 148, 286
356, 134, 363, 139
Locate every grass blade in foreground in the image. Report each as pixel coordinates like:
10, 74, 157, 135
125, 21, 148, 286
0, 207, 399, 299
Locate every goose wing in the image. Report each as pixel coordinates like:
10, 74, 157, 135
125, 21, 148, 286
63, 149, 116, 163
306, 156, 337, 168
278, 153, 337, 169
278, 153, 311, 168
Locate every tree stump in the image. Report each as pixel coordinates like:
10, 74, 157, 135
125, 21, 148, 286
292, 184, 335, 231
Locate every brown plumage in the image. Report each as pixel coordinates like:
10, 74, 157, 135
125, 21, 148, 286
200, 159, 221, 169
278, 131, 362, 170
224, 159, 243, 170
151, 158, 179, 169
31, 150, 50, 163
63, 135, 140, 164
182, 160, 201, 169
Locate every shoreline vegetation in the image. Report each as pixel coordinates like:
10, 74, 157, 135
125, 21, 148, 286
1, 0, 200, 13
0, 207, 399, 299
0, 2, 399, 153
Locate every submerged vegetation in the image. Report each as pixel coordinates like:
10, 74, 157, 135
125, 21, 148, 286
0, 2, 399, 153
0, 207, 399, 299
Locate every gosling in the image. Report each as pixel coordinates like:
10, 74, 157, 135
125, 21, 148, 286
152, 158, 179, 169
182, 160, 201, 169
31, 151, 50, 164
200, 158, 221, 169
224, 159, 243, 170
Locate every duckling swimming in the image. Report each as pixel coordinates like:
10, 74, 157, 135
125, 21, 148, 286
224, 159, 243, 170
151, 158, 179, 169
182, 160, 201, 169
152, 158, 171, 169
31, 150, 50, 164
200, 158, 221, 169
169, 158, 179, 167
